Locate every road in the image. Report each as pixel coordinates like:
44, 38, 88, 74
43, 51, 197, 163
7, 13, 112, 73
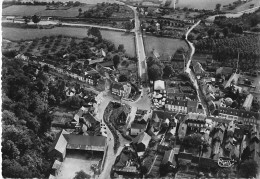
127, 5, 148, 83
184, 20, 209, 115
206, 5, 260, 22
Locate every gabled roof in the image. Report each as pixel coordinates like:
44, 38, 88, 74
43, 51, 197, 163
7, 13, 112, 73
178, 152, 193, 161
48, 129, 69, 153
131, 123, 147, 130
132, 132, 151, 148
162, 150, 176, 165
165, 98, 187, 107
187, 100, 198, 108
154, 80, 165, 90
219, 107, 260, 119
111, 82, 124, 90
64, 134, 106, 148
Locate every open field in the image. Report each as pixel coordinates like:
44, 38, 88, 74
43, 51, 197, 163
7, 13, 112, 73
176, 0, 238, 10
2, 5, 46, 16
56, 151, 102, 179
36, 4, 95, 17
228, 0, 260, 13
2, 27, 135, 56
143, 35, 189, 57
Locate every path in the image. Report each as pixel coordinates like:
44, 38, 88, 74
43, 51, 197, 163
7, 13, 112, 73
184, 20, 209, 115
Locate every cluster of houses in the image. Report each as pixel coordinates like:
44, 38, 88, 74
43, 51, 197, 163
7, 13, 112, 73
111, 106, 260, 178
191, 60, 260, 126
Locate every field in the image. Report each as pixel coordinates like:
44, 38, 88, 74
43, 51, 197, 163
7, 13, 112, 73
163, 11, 200, 21
176, 0, 238, 10
2, 27, 135, 56
37, 4, 95, 17
144, 35, 189, 57
2, 5, 46, 16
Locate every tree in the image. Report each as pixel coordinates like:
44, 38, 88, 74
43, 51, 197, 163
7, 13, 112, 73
23, 16, 30, 25
31, 15, 41, 25
118, 74, 128, 82
69, 54, 78, 62
87, 27, 102, 40
239, 160, 258, 178
215, 3, 221, 11
163, 65, 174, 78
112, 54, 121, 68
124, 21, 133, 31
118, 44, 125, 53
208, 28, 215, 37
74, 170, 91, 179
148, 64, 162, 81
78, 8, 82, 16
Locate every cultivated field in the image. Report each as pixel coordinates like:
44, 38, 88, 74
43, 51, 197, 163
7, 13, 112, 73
175, 0, 238, 10
36, 4, 95, 17
144, 36, 189, 57
2, 5, 46, 16
2, 27, 135, 56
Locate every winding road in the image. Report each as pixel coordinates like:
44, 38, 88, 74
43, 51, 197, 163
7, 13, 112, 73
184, 20, 209, 115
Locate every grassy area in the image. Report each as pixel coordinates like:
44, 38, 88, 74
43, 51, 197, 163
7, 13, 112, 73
144, 36, 189, 57
163, 11, 200, 21
2, 5, 46, 16
175, 0, 238, 10
37, 4, 94, 17
2, 26, 135, 56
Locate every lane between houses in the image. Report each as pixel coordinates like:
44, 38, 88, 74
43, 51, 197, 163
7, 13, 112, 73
184, 20, 209, 116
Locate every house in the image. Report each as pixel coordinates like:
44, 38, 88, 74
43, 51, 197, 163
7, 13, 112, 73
154, 80, 165, 91
185, 113, 207, 130
216, 67, 233, 77
147, 113, 162, 136
250, 125, 260, 142
162, 149, 177, 168
187, 100, 199, 113
130, 123, 147, 136
48, 130, 70, 162
212, 124, 225, 155
177, 152, 193, 164
178, 122, 187, 141
85, 70, 100, 86
132, 132, 151, 153
111, 83, 124, 97
227, 120, 236, 137
191, 156, 217, 170
218, 107, 260, 124
242, 94, 254, 111
50, 160, 62, 177
165, 99, 187, 113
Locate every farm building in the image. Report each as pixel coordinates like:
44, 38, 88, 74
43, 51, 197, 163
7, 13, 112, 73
48, 129, 107, 162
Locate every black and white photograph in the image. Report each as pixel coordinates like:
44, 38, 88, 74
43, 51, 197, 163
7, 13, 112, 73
1, 0, 260, 178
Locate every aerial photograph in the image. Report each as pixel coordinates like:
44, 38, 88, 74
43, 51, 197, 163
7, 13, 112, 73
1, 0, 260, 178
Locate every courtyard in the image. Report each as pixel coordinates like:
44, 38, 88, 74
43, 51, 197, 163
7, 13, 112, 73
56, 150, 103, 179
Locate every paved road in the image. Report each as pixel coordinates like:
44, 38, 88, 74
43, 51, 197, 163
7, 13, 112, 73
184, 20, 209, 116
128, 5, 148, 83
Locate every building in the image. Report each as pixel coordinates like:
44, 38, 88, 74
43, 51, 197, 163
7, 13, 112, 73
218, 107, 260, 125
242, 94, 254, 111
154, 80, 165, 92
132, 132, 151, 153
111, 83, 124, 97
178, 122, 187, 141
49, 129, 107, 162
162, 149, 177, 168
165, 99, 187, 113
212, 124, 225, 156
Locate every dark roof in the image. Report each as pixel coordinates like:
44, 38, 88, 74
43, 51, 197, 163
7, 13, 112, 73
114, 153, 129, 168
191, 157, 217, 168
162, 150, 176, 165
219, 107, 260, 119
64, 134, 106, 147
178, 152, 193, 161
165, 98, 187, 107
187, 100, 198, 108
131, 123, 147, 130
111, 83, 124, 90
99, 60, 114, 67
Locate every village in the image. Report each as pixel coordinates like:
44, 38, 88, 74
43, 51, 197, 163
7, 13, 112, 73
2, 0, 260, 178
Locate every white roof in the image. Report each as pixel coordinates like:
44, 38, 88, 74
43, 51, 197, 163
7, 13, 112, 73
154, 80, 165, 91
